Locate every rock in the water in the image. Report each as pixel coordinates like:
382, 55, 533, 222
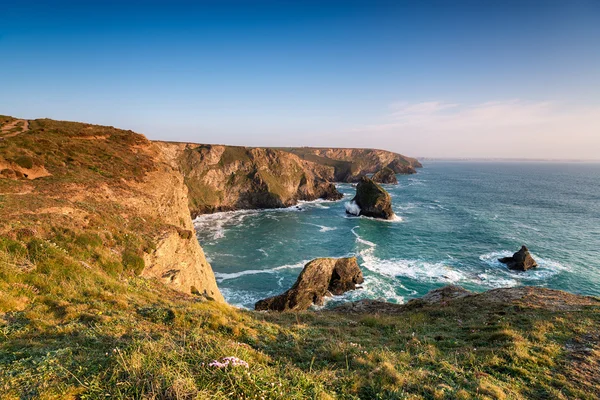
347, 177, 394, 220
498, 245, 538, 271
371, 167, 398, 184
255, 257, 364, 311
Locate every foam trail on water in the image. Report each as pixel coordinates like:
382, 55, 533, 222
351, 226, 377, 247
258, 249, 269, 257
301, 222, 337, 232
214, 260, 309, 282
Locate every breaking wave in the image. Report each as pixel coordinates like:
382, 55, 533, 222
214, 260, 309, 282
345, 201, 361, 216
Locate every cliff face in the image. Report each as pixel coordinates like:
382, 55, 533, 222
280, 147, 422, 182
0, 116, 222, 301
157, 142, 342, 216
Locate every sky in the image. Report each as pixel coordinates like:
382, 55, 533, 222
1, 0, 599, 159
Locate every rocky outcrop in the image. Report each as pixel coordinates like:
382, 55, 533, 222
333, 285, 600, 314
499, 245, 538, 271
371, 167, 398, 184
281, 147, 421, 182
157, 143, 343, 216
255, 257, 364, 311
346, 177, 394, 220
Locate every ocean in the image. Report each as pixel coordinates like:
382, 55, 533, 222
194, 162, 600, 309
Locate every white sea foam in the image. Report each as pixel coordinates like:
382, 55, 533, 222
193, 205, 306, 241
301, 222, 338, 232
345, 201, 361, 216
257, 248, 269, 257
361, 255, 468, 283
351, 226, 377, 247
479, 251, 570, 282
214, 260, 309, 282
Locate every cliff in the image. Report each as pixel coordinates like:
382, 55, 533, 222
0, 116, 222, 300
157, 142, 342, 216
156, 143, 422, 216
279, 147, 422, 182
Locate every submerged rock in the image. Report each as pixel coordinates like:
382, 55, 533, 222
254, 257, 364, 311
498, 245, 538, 271
347, 177, 394, 220
371, 167, 398, 184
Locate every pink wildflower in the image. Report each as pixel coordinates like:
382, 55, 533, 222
208, 356, 249, 369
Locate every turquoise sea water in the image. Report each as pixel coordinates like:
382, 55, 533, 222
194, 162, 600, 308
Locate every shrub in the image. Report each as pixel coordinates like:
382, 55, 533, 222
14, 156, 34, 169
75, 233, 103, 248
27, 238, 49, 262
138, 306, 175, 325
122, 250, 145, 276
101, 260, 123, 277
0, 237, 27, 257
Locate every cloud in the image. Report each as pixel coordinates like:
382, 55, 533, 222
389, 101, 459, 119
354, 100, 600, 159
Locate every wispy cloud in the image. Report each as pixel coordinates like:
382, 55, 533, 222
353, 100, 600, 159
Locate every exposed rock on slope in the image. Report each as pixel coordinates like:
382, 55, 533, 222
0, 116, 223, 301
371, 167, 398, 184
157, 142, 343, 216
255, 257, 364, 311
333, 285, 600, 314
347, 177, 394, 220
281, 147, 422, 182
499, 246, 538, 271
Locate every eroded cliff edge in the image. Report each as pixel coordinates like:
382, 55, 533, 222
157, 142, 420, 215
157, 142, 343, 216
0, 116, 222, 300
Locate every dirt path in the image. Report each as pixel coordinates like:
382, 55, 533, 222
1, 119, 29, 138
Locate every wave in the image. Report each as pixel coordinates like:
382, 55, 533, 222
301, 222, 338, 232
257, 248, 269, 257
193, 205, 306, 241
351, 226, 377, 247
361, 255, 468, 284
345, 201, 361, 216
214, 260, 309, 282
344, 210, 404, 223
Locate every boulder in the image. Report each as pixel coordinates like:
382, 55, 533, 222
255, 257, 364, 311
371, 167, 398, 184
346, 177, 394, 220
498, 245, 538, 271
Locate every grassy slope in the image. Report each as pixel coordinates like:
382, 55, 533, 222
2, 241, 599, 399
1, 117, 599, 399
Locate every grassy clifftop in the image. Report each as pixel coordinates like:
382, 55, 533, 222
279, 147, 422, 182
0, 116, 221, 299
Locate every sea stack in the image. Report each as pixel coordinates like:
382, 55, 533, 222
255, 257, 364, 312
346, 176, 394, 220
498, 245, 538, 271
371, 167, 398, 184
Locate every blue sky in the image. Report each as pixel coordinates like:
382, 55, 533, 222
1, 0, 599, 158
